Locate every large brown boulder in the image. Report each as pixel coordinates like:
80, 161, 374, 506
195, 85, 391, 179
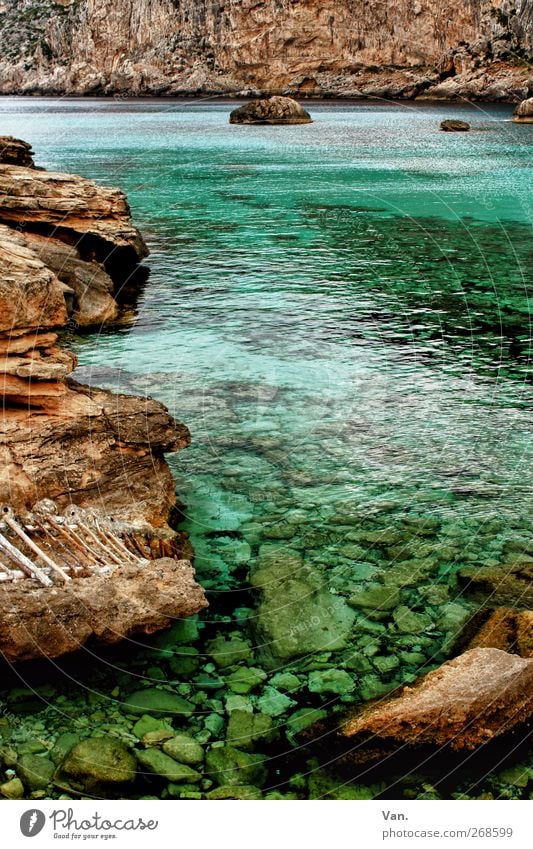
230, 96, 312, 125
513, 97, 533, 123
337, 648, 532, 765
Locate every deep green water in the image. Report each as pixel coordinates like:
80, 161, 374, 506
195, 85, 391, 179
0, 99, 531, 800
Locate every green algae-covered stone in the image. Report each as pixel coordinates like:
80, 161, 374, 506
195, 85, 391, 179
205, 746, 267, 787
226, 710, 277, 750
206, 784, 262, 800
308, 669, 354, 696
132, 714, 173, 740
16, 754, 55, 790
269, 672, 301, 693
225, 666, 267, 694
162, 734, 204, 766
309, 770, 383, 800
151, 618, 200, 651
372, 655, 400, 674
207, 636, 253, 669
168, 647, 200, 676
257, 686, 296, 717
136, 748, 201, 783
393, 605, 433, 634
252, 551, 354, 664
50, 732, 82, 765
348, 585, 400, 611
0, 777, 24, 799
286, 708, 327, 737
121, 688, 194, 718
60, 737, 137, 786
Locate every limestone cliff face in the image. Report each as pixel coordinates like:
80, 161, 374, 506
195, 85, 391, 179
0, 137, 187, 529
0, 0, 531, 100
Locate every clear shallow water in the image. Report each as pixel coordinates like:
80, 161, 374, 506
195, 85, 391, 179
1, 99, 532, 798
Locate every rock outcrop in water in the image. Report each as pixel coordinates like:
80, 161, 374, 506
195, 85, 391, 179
330, 648, 533, 767
513, 96, 533, 121
440, 119, 470, 131
0, 1, 531, 101
230, 96, 312, 125
0, 138, 207, 661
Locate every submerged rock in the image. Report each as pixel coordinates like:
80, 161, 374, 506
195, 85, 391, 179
308, 669, 354, 696
465, 608, 533, 658
251, 548, 354, 665
206, 784, 263, 800
136, 749, 201, 783
230, 96, 312, 125
120, 687, 195, 718
513, 97, 533, 123
0, 777, 24, 799
440, 119, 470, 131
205, 745, 267, 787
458, 558, 533, 608
337, 648, 533, 765
226, 710, 277, 750
59, 737, 137, 788
16, 754, 55, 791
162, 734, 204, 766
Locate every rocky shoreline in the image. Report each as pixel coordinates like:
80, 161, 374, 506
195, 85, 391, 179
0, 135, 207, 663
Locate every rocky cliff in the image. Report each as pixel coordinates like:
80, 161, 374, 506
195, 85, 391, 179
0, 137, 208, 662
0, 135, 186, 529
0, 0, 531, 100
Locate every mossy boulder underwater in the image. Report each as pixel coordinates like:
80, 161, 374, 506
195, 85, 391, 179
58, 737, 137, 790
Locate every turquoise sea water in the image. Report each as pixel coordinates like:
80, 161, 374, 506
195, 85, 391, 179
0, 99, 531, 799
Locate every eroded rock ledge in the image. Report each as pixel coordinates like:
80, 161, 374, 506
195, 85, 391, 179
0, 139, 207, 661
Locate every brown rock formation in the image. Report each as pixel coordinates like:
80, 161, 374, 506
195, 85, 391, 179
458, 557, 533, 608
0, 1, 531, 101
0, 557, 207, 663
0, 382, 189, 526
0, 136, 35, 167
513, 96, 533, 121
336, 648, 532, 766
0, 148, 148, 327
440, 119, 471, 131
230, 96, 312, 125
0, 140, 187, 527
465, 608, 533, 657
0, 139, 207, 662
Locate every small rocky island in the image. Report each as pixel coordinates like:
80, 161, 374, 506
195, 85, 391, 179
513, 96, 533, 123
230, 96, 312, 125
0, 136, 207, 663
